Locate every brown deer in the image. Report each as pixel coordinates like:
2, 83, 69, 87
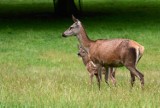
77, 45, 116, 86
62, 15, 144, 89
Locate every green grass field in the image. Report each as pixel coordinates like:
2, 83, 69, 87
0, 0, 160, 107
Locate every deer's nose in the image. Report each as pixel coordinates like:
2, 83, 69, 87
62, 33, 66, 37
77, 53, 81, 56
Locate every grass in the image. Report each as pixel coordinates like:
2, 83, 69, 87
0, 0, 160, 107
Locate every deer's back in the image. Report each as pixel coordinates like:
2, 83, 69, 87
89, 38, 142, 67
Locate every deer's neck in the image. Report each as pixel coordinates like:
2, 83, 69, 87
77, 26, 94, 49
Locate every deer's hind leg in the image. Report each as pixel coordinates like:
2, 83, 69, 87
136, 68, 144, 88
130, 72, 135, 87
126, 65, 144, 89
124, 48, 144, 89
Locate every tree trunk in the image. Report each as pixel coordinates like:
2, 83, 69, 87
54, 0, 79, 16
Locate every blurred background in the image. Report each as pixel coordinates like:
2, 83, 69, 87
1, 0, 160, 17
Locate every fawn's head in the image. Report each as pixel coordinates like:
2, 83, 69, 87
77, 45, 88, 57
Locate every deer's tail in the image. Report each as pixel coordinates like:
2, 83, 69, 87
135, 45, 144, 65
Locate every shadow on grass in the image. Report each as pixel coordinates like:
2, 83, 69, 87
0, 1, 160, 34
0, 1, 160, 18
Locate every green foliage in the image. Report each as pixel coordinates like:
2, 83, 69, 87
0, 0, 53, 16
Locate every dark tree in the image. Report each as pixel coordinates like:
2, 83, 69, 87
54, 0, 81, 16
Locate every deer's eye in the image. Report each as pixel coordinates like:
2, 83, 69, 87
69, 27, 73, 30
82, 51, 85, 53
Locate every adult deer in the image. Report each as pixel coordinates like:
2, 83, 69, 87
62, 15, 144, 89
77, 45, 116, 86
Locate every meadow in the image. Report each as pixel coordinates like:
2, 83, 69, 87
0, 0, 160, 107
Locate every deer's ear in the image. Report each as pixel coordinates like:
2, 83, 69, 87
72, 15, 78, 22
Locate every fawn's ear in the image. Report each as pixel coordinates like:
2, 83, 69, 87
80, 45, 89, 54
72, 15, 78, 22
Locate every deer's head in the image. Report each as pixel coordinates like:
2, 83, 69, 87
62, 15, 81, 37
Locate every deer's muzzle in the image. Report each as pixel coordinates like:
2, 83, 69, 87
62, 33, 66, 37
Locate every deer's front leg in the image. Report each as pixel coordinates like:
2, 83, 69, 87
105, 67, 110, 87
